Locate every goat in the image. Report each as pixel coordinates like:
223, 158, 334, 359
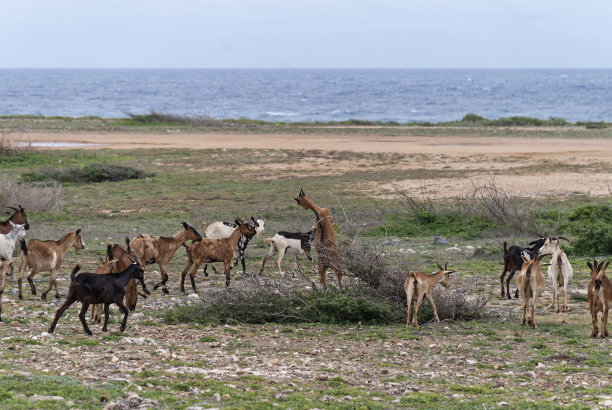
259, 228, 316, 277
0, 205, 29, 234
500, 238, 546, 299
587, 258, 612, 338
538, 236, 573, 312
17, 229, 86, 300
90, 242, 146, 324
203, 217, 265, 275
0, 222, 27, 261
516, 252, 550, 329
48, 262, 146, 335
295, 188, 342, 288
180, 219, 256, 291
405, 263, 455, 327
0, 258, 16, 322
127, 222, 201, 294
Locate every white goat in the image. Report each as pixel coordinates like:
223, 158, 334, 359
0, 222, 27, 261
539, 236, 573, 312
259, 229, 315, 277
203, 217, 265, 274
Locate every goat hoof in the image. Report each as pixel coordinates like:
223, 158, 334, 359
18, 294, 23, 300
162, 288, 169, 295
86, 331, 93, 336
120, 326, 125, 332
31, 290, 37, 296
102, 327, 108, 332
40, 294, 47, 301
55, 294, 61, 299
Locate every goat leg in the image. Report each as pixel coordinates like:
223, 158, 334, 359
102, 303, 111, 332
117, 301, 129, 332
48, 297, 76, 334
78, 302, 93, 336
28, 275, 37, 296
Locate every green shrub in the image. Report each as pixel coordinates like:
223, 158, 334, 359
562, 204, 612, 255
460, 113, 487, 123
163, 286, 403, 326
365, 212, 497, 240
21, 162, 147, 183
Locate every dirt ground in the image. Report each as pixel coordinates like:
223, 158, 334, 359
13, 130, 612, 199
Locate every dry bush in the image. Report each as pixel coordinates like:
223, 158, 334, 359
0, 180, 62, 212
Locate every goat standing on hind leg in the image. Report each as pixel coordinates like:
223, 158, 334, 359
405, 263, 455, 327
587, 258, 612, 338
294, 188, 342, 288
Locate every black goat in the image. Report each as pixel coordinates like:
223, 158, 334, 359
500, 238, 546, 299
48, 262, 145, 335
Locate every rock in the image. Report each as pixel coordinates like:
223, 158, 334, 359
600, 400, 612, 407
103, 393, 159, 409
30, 395, 65, 402
187, 293, 200, 300
213, 392, 222, 402
433, 236, 448, 245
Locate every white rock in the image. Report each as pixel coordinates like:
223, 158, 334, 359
213, 392, 222, 402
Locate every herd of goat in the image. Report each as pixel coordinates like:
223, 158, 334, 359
1, 190, 612, 339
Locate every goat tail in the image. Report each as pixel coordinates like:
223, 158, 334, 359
503, 241, 508, 255
106, 242, 114, 261
264, 238, 274, 244
125, 237, 133, 255
19, 238, 28, 255
70, 265, 81, 281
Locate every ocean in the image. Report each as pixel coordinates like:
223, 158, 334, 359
0, 69, 611, 123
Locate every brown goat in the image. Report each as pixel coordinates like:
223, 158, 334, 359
127, 222, 201, 294
516, 252, 549, 329
294, 188, 342, 288
0, 205, 29, 234
0, 258, 16, 322
17, 229, 85, 300
405, 263, 455, 327
587, 258, 612, 338
90, 242, 145, 324
180, 219, 256, 290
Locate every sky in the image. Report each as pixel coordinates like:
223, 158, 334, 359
1, 0, 611, 69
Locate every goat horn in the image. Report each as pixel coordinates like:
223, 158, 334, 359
444, 262, 448, 271
558, 236, 570, 242
6, 207, 18, 212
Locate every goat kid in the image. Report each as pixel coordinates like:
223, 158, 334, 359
203, 216, 264, 275
17, 229, 85, 300
405, 263, 455, 327
500, 238, 546, 299
0, 222, 27, 261
517, 252, 550, 329
538, 236, 573, 312
259, 228, 315, 277
295, 188, 342, 288
181, 219, 256, 291
48, 262, 146, 335
587, 258, 612, 338
0, 205, 29, 234
127, 222, 201, 294
0, 258, 16, 322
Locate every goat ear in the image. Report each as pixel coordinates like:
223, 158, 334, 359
436, 263, 444, 271
76, 229, 82, 235
587, 261, 593, 271
234, 219, 241, 226
299, 188, 305, 197
603, 260, 611, 273
182, 222, 188, 229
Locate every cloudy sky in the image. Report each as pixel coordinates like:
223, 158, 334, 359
1, 0, 611, 68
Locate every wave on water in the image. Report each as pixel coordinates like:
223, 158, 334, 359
1, 69, 612, 122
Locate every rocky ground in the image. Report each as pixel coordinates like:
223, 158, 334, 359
1, 262, 612, 409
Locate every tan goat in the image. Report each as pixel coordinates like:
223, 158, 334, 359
516, 252, 550, 329
90, 242, 145, 324
127, 222, 201, 294
17, 229, 85, 300
587, 258, 612, 338
0, 258, 16, 322
405, 263, 455, 327
180, 219, 256, 290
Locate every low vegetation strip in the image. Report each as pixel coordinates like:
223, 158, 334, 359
21, 162, 147, 183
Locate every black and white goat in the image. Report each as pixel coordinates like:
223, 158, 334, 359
500, 238, 546, 299
203, 217, 264, 275
259, 228, 316, 277
48, 262, 146, 335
